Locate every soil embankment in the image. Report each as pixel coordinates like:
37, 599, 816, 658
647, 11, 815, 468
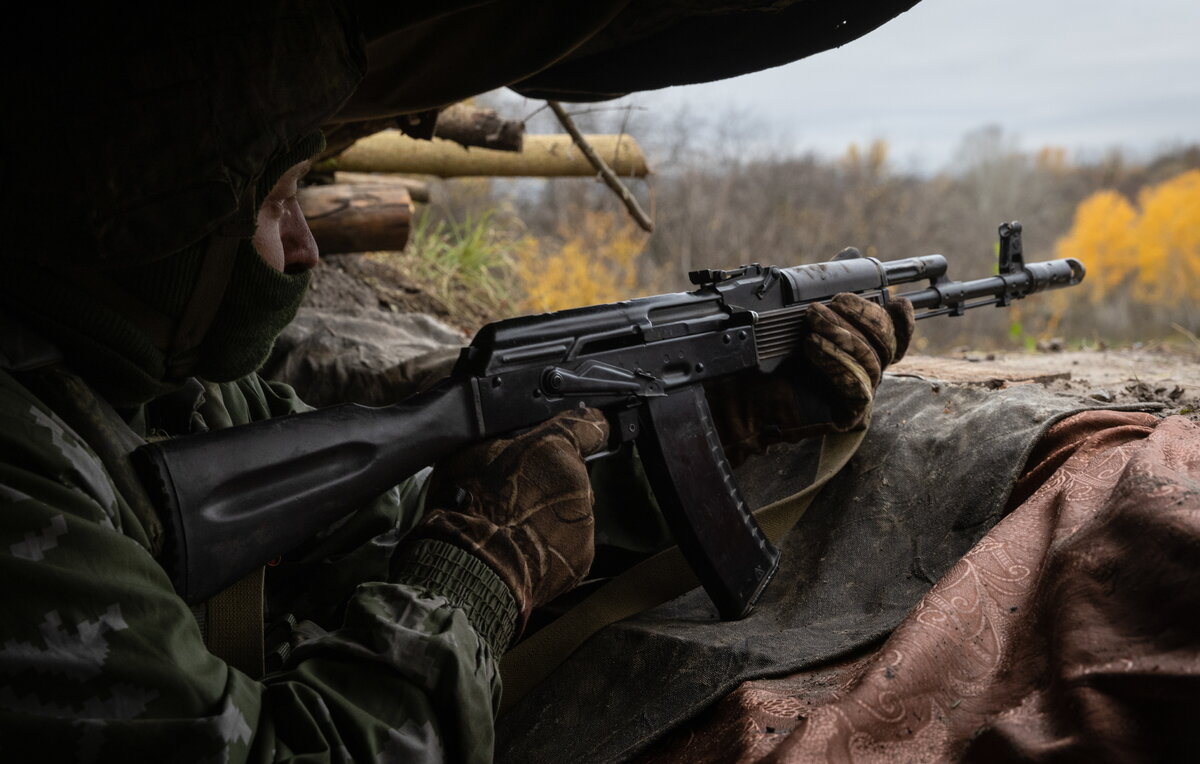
894, 348, 1200, 416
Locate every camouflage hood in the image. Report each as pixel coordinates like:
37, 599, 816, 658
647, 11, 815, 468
2, 2, 365, 268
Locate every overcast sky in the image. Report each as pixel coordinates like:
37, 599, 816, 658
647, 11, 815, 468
636, 0, 1200, 172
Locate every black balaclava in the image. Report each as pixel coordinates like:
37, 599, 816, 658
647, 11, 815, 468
1, 132, 324, 408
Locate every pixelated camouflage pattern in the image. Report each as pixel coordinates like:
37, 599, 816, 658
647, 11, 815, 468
0, 368, 500, 761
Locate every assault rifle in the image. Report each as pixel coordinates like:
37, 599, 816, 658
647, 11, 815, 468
135, 222, 1084, 618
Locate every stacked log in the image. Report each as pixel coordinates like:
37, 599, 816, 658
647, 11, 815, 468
433, 103, 524, 152
320, 103, 525, 160
325, 130, 649, 178
300, 184, 412, 255
333, 172, 431, 203
307, 106, 650, 252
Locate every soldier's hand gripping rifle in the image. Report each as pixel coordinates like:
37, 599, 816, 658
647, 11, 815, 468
134, 222, 1084, 616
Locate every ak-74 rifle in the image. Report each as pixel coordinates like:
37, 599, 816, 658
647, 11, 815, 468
134, 221, 1084, 618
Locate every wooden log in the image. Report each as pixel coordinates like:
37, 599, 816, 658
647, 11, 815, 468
434, 103, 524, 152
299, 184, 412, 255
333, 172, 432, 204
320, 104, 524, 161
325, 130, 650, 178
320, 118, 406, 162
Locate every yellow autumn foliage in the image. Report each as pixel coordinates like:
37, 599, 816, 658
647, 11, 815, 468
1056, 169, 1200, 308
1056, 190, 1139, 302
515, 210, 647, 313
1131, 170, 1200, 306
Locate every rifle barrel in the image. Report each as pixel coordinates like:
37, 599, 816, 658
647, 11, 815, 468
897, 257, 1084, 317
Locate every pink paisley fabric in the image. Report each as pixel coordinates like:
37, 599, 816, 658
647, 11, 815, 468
641, 411, 1200, 763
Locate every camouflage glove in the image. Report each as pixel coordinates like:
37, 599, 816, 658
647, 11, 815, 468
707, 293, 914, 466
395, 409, 609, 647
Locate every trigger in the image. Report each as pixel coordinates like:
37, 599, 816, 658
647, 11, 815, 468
585, 407, 640, 463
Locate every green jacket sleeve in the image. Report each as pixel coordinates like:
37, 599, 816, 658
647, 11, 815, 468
0, 370, 504, 762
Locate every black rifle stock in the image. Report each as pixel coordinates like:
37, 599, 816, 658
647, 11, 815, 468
134, 222, 1085, 615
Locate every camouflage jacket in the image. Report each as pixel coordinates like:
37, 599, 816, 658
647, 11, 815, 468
0, 364, 504, 762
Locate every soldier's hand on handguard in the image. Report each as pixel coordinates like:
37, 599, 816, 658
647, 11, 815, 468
707, 293, 914, 466
393, 409, 609, 652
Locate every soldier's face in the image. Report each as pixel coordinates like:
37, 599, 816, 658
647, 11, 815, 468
252, 160, 318, 274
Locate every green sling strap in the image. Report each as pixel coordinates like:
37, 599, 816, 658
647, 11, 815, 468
499, 428, 867, 713
205, 567, 266, 678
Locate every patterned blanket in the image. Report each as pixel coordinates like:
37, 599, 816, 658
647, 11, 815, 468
640, 410, 1200, 762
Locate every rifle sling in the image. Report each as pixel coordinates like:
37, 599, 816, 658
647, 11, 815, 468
498, 427, 866, 714
205, 567, 266, 679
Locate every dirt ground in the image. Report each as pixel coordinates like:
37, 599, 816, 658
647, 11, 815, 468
893, 347, 1200, 417
305, 253, 512, 333
304, 254, 453, 320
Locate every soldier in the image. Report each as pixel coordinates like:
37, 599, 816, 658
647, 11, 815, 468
0, 4, 911, 761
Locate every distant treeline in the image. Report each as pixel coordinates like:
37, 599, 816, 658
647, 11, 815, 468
425, 103, 1200, 350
